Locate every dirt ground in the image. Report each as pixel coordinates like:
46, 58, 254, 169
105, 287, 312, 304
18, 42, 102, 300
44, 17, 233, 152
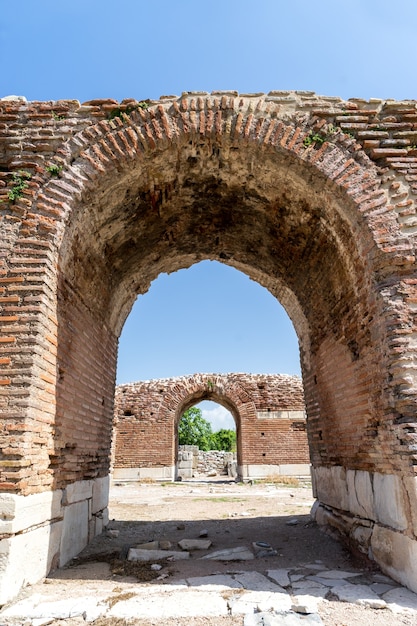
8, 477, 417, 626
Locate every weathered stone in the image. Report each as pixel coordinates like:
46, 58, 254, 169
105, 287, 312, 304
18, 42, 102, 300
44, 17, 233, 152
127, 548, 190, 561
0, 520, 62, 605
291, 593, 321, 613
346, 469, 374, 519
371, 525, 417, 593
92, 475, 110, 514
59, 500, 89, 566
331, 583, 386, 608
201, 546, 254, 561
244, 612, 323, 625
178, 539, 212, 550
63, 480, 93, 505
383, 587, 417, 614
0, 490, 62, 535
267, 568, 291, 587
373, 473, 408, 531
312, 466, 349, 511
403, 476, 417, 537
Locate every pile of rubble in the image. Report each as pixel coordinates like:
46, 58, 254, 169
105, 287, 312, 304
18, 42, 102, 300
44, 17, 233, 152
177, 446, 237, 478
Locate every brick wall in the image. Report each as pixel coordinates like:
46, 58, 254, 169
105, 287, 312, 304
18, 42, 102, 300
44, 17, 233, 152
0, 91, 417, 495
113, 373, 308, 472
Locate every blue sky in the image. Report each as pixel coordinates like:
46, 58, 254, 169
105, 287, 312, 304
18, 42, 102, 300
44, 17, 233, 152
2, 0, 417, 429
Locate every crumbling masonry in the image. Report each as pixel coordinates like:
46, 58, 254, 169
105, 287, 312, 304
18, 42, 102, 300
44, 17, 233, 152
1, 90, 417, 602
113, 373, 309, 481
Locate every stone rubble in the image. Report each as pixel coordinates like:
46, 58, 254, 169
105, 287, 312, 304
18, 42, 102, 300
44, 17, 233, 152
2, 561, 417, 624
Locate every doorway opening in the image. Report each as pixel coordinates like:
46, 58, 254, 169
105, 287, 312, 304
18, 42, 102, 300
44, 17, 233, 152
177, 400, 237, 481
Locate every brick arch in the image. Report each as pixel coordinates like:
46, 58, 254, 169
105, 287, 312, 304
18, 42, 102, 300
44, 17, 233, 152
113, 373, 308, 482
164, 373, 256, 472
2, 92, 417, 600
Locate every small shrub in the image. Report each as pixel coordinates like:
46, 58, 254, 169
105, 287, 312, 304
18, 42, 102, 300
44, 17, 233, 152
8, 170, 31, 202
46, 164, 63, 177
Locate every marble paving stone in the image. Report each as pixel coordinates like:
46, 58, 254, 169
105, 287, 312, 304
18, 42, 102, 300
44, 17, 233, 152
186, 574, 242, 589
230, 590, 292, 615
268, 568, 291, 587
307, 576, 350, 588
109, 589, 229, 618
370, 582, 397, 595
383, 587, 417, 614
234, 571, 286, 592
291, 593, 321, 614
244, 611, 323, 625
331, 583, 386, 608
315, 569, 360, 579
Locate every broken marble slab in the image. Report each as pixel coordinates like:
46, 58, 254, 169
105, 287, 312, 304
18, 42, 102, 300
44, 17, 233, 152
200, 546, 254, 561
127, 547, 190, 561
267, 568, 291, 587
234, 571, 286, 593
313, 569, 359, 580
290, 580, 328, 599
291, 594, 321, 614
230, 589, 292, 615
331, 583, 386, 609
244, 611, 323, 625
383, 587, 417, 614
178, 538, 212, 550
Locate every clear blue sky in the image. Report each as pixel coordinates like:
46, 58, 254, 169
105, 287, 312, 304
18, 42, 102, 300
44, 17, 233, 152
2, 0, 416, 428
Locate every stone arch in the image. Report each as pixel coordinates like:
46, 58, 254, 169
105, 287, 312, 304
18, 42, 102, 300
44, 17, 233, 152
2, 92, 417, 601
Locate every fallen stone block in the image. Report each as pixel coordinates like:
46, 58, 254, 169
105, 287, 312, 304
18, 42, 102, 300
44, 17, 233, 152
127, 548, 190, 561
200, 546, 254, 561
178, 539, 212, 550
133, 540, 159, 550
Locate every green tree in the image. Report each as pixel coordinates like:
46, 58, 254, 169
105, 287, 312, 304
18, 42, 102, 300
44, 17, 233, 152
210, 429, 236, 452
178, 407, 213, 451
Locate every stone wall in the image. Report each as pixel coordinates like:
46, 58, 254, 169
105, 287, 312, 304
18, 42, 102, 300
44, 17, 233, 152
112, 373, 309, 482
177, 446, 237, 479
2, 90, 417, 600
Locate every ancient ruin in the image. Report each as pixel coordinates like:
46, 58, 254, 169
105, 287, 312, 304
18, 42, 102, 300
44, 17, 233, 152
113, 373, 309, 481
1, 90, 417, 603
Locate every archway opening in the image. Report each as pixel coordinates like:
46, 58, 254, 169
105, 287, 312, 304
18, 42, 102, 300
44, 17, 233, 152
116, 260, 301, 384
113, 260, 308, 485
176, 401, 237, 481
